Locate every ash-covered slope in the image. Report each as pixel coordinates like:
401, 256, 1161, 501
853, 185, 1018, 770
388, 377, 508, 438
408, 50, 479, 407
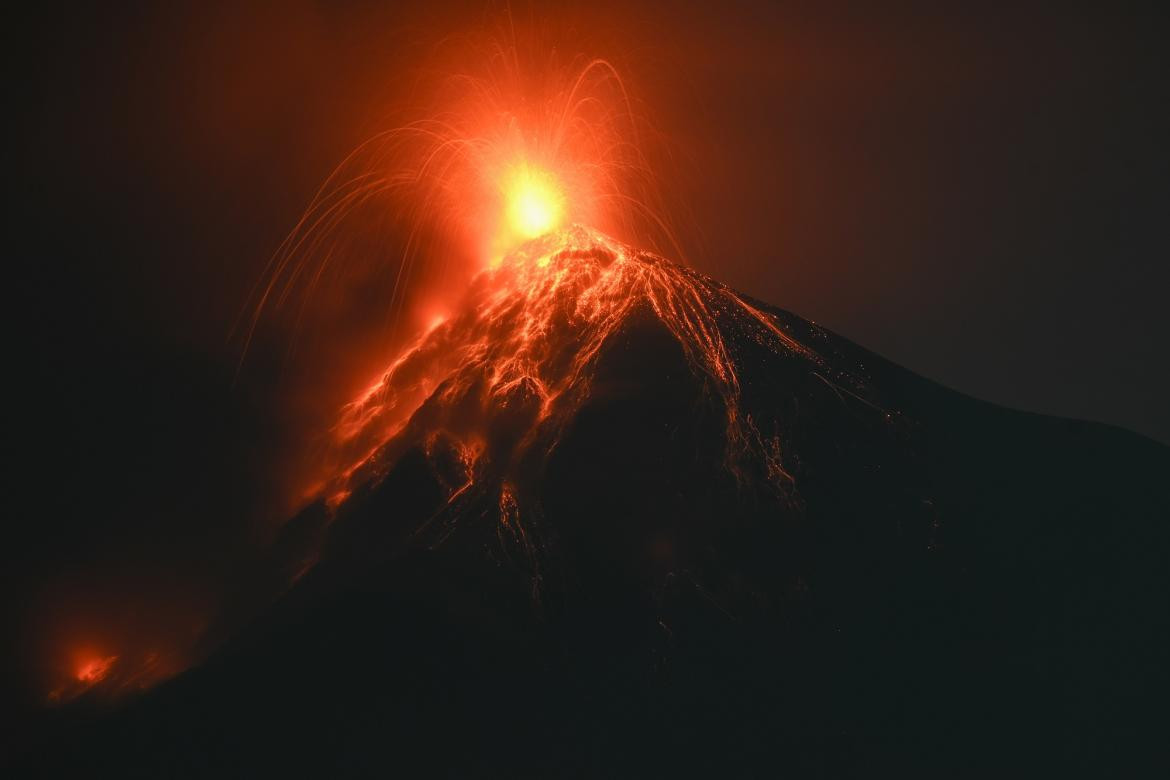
26, 229, 1170, 776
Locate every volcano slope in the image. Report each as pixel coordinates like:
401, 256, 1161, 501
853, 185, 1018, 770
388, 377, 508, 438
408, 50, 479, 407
27, 228, 1170, 776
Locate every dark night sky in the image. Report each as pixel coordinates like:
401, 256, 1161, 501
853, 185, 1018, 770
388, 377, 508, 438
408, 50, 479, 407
5, 0, 1168, 724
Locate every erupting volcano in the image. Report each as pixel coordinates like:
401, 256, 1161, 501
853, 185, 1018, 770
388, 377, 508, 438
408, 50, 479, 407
17, 15, 1169, 779
30, 213, 1168, 774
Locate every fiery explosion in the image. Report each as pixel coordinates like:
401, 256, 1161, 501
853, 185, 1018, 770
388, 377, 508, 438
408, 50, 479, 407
240, 27, 682, 363
235, 21, 700, 499
236, 21, 858, 595
500, 162, 566, 245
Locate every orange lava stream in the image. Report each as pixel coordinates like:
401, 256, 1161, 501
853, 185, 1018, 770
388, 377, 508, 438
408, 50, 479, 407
320, 226, 819, 567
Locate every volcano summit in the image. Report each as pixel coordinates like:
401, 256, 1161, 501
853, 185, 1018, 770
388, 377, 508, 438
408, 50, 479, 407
25, 229, 1170, 776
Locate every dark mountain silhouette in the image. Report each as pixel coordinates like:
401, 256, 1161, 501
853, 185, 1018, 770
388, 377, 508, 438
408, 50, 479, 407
18, 229, 1169, 776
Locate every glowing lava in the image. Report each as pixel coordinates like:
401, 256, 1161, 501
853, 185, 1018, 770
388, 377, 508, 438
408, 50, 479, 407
240, 34, 683, 366
76, 654, 117, 684
49, 650, 120, 701
320, 225, 831, 580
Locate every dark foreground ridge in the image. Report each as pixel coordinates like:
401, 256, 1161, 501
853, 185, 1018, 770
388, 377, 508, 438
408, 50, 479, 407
18, 231, 1170, 776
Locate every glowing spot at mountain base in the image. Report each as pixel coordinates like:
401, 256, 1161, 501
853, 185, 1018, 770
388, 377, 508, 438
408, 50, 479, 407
76, 654, 118, 684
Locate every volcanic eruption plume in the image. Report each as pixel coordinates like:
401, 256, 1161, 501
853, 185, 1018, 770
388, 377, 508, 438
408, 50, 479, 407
236, 22, 871, 598
240, 24, 685, 362
238, 25, 730, 512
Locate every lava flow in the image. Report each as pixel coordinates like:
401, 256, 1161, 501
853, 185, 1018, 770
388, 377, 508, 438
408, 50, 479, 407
333, 225, 821, 479
297, 222, 856, 597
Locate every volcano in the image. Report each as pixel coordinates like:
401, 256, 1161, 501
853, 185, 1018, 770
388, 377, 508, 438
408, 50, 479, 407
23, 228, 1169, 776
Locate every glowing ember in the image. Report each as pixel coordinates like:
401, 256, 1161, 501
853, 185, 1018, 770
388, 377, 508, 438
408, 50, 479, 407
48, 646, 178, 704
241, 24, 712, 545
76, 654, 118, 684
